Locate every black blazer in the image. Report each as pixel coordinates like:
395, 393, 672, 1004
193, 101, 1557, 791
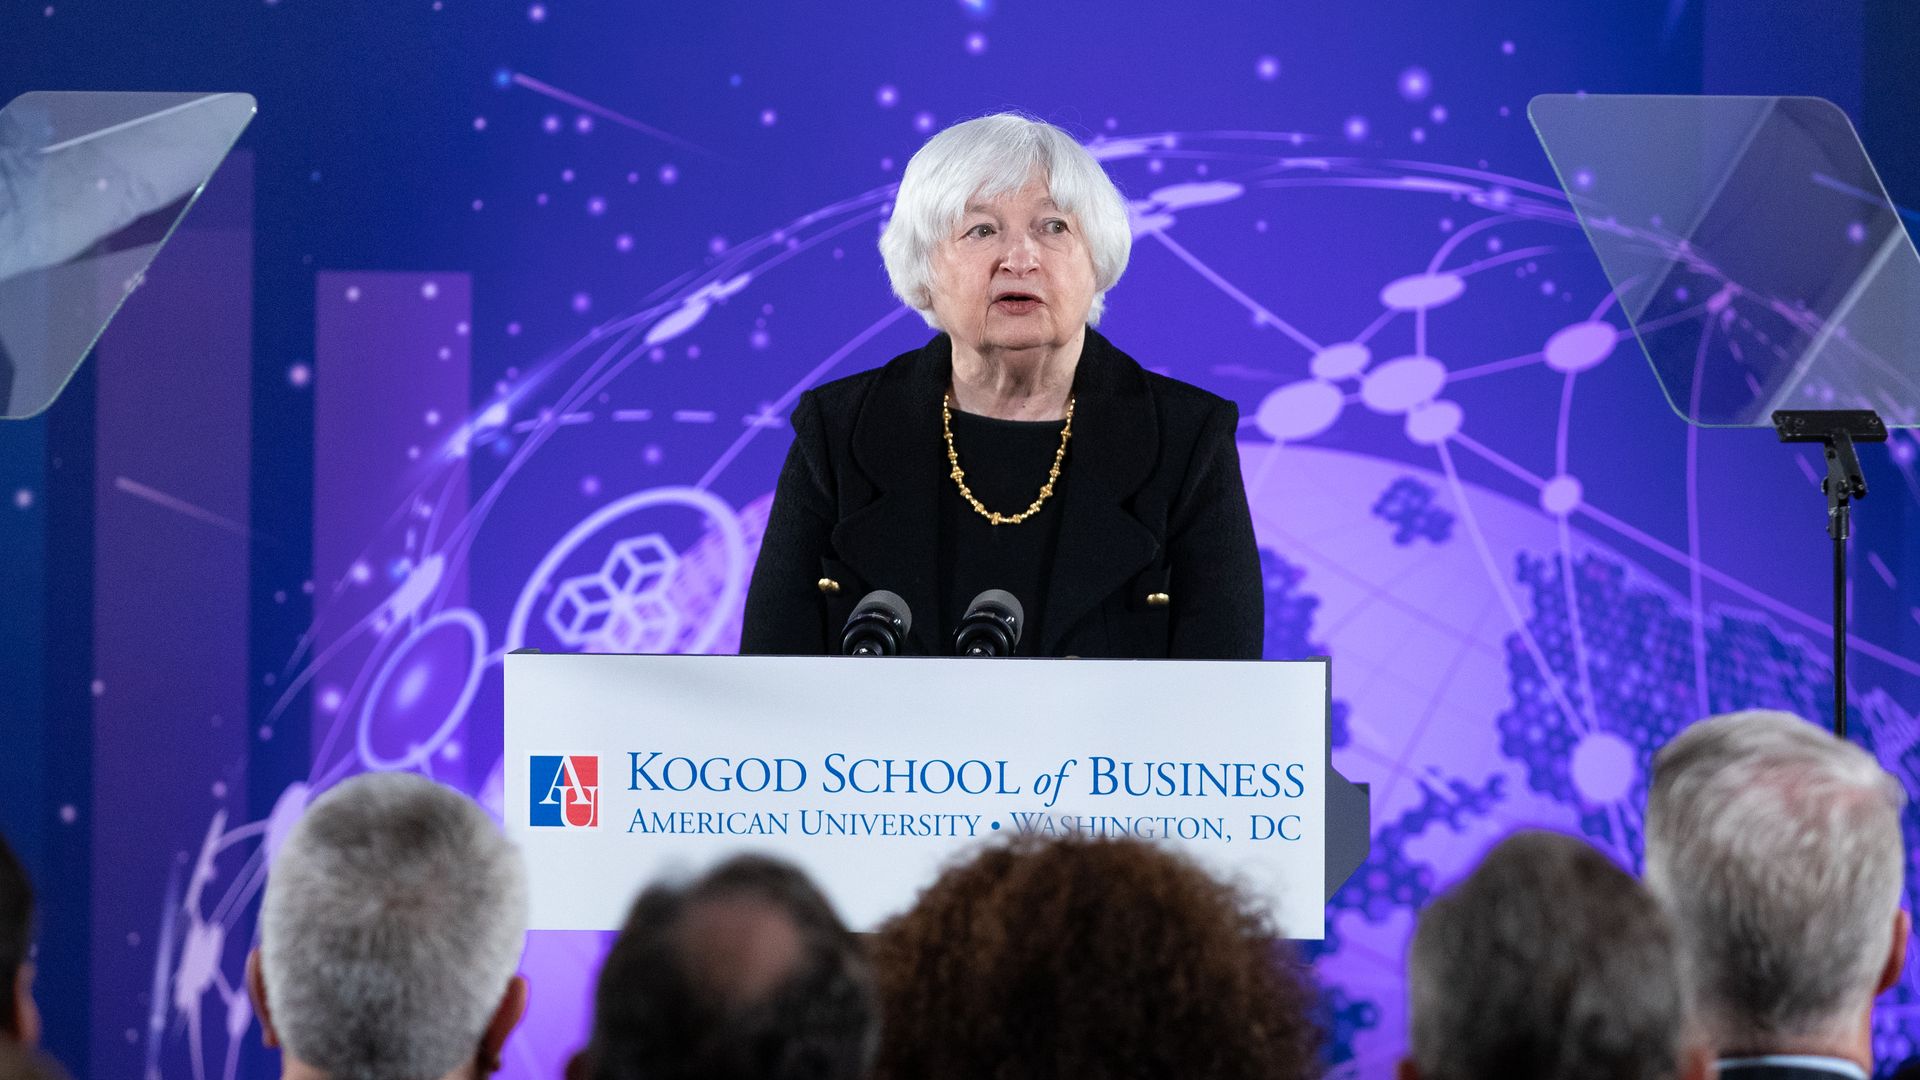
739, 328, 1263, 658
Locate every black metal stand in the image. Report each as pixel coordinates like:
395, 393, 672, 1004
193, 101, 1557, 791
1772, 409, 1886, 738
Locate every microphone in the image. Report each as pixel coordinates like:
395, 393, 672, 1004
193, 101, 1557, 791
954, 589, 1024, 657
841, 590, 912, 656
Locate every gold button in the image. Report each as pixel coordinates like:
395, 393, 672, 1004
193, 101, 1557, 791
1145, 592, 1170, 607
816, 577, 842, 595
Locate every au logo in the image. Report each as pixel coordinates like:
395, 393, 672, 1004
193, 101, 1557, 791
530, 755, 599, 828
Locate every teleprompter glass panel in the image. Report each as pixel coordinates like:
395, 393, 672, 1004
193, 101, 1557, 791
1529, 94, 1920, 428
0, 91, 255, 419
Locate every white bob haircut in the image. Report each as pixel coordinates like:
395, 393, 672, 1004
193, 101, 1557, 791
260, 771, 529, 1080
879, 112, 1132, 328
1644, 710, 1906, 1049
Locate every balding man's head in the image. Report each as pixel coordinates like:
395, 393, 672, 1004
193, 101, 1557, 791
574, 856, 875, 1080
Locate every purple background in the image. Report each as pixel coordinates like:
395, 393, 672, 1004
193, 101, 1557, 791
5, 2, 1920, 1077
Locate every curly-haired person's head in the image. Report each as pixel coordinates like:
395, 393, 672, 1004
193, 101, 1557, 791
871, 834, 1322, 1080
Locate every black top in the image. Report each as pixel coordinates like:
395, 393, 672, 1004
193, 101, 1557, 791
739, 328, 1263, 658
938, 409, 1069, 655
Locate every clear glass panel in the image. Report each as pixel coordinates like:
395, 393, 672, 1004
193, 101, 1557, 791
0, 91, 255, 419
1529, 94, 1920, 428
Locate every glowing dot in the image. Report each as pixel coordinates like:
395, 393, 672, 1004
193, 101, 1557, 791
575, 115, 593, 133
319, 687, 343, 712
527, 2, 545, 20
658, 163, 678, 185
1501, 40, 1516, 54
456, 320, 470, 336
1310, 343, 1372, 380
211, 781, 227, 798
1571, 731, 1636, 804
1405, 399, 1463, 445
914, 111, 936, 133
877, 85, 899, 107
344, 285, 362, 302
1543, 321, 1617, 373
709, 236, 728, 254
350, 561, 372, 584
1848, 221, 1867, 244
493, 68, 513, 88
287, 363, 312, 388
615, 233, 634, 252
470, 199, 484, 211
644, 445, 664, 465
1360, 356, 1447, 414
1398, 67, 1432, 101
581, 475, 601, 496
1573, 168, 1595, 190
627, 171, 640, 183
587, 196, 607, 215
1255, 55, 1281, 80
506, 322, 522, 336
1430, 104, 1448, 123
572, 292, 592, 313
536, 192, 549, 205
1541, 474, 1583, 516
760, 108, 778, 126
542, 115, 560, 133
1344, 116, 1369, 142
965, 31, 987, 53
472, 116, 487, 131
1256, 380, 1345, 442
880, 157, 894, 171
12, 488, 32, 509
59, 805, 77, 824
750, 330, 771, 350
421, 281, 439, 299
729, 73, 741, 87
425, 409, 441, 426
561, 168, 575, 183
1411, 128, 1427, 144
1380, 272, 1466, 310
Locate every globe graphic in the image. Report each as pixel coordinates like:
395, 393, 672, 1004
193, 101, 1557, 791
147, 130, 1920, 1079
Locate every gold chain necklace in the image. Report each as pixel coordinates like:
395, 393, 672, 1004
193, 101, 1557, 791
942, 392, 1074, 526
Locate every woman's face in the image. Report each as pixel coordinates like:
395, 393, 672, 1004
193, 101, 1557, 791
927, 177, 1097, 358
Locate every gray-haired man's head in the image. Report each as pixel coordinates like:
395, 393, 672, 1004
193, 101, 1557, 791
1402, 829, 1698, 1080
1645, 710, 1908, 1056
247, 771, 530, 1080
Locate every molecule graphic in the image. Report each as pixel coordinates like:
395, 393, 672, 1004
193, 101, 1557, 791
543, 533, 683, 653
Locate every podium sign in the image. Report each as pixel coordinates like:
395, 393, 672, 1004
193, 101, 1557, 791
505, 654, 1332, 938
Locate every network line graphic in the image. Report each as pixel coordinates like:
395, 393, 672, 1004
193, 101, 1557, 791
147, 129, 1920, 1080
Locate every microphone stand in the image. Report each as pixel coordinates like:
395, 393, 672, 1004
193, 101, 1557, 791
1771, 409, 1886, 738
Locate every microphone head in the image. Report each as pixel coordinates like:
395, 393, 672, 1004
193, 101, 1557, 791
967, 588, 1023, 631
854, 589, 912, 638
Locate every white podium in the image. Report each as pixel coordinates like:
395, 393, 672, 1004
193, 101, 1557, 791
504, 653, 1368, 939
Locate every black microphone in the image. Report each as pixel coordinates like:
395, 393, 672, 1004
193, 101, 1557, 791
954, 589, 1024, 657
841, 590, 912, 656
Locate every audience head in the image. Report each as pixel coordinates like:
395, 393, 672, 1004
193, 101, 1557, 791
871, 834, 1320, 1080
1645, 709, 1908, 1058
571, 854, 875, 1080
0, 834, 35, 1046
1402, 829, 1698, 1080
248, 771, 530, 1080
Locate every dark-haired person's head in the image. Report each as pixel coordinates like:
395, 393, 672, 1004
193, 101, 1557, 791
0, 835, 36, 1047
570, 855, 875, 1080
872, 834, 1321, 1080
1402, 829, 1705, 1080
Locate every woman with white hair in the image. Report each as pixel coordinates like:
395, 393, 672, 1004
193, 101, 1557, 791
741, 113, 1261, 658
